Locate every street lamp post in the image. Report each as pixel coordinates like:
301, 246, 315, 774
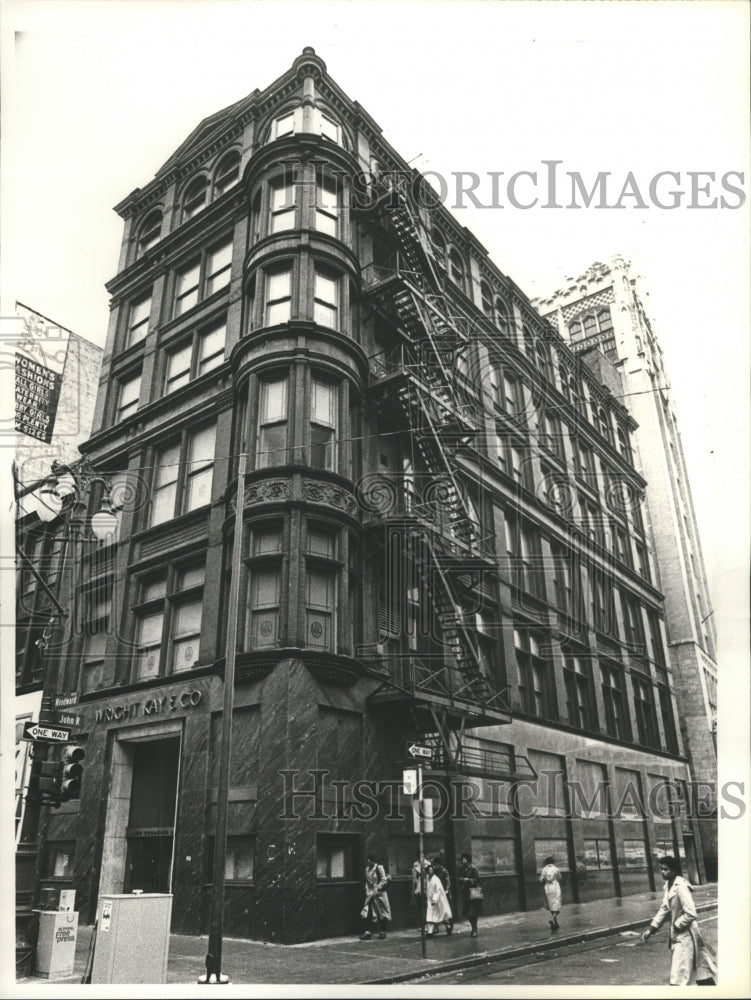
15, 458, 117, 973
199, 453, 247, 985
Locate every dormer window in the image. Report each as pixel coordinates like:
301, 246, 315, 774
183, 176, 209, 222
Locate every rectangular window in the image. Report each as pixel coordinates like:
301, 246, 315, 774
590, 573, 615, 635
257, 376, 288, 468
266, 267, 292, 325
224, 836, 255, 881
310, 379, 337, 470
134, 561, 205, 681
150, 427, 216, 526
270, 177, 296, 233
659, 686, 679, 754
635, 541, 651, 582
582, 839, 612, 870
515, 629, 556, 719
316, 174, 339, 236
116, 373, 141, 422
175, 261, 201, 316
471, 837, 517, 875
564, 655, 597, 731
621, 592, 645, 655
166, 321, 227, 394
22, 536, 44, 595
81, 586, 111, 693
647, 610, 666, 667
306, 567, 336, 651
206, 241, 232, 296
274, 112, 295, 138
316, 834, 357, 880
506, 517, 540, 595
623, 839, 648, 868
601, 662, 630, 741
136, 610, 164, 680
552, 546, 575, 617
184, 424, 217, 512
174, 239, 233, 318
533, 839, 569, 872
127, 294, 152, 347
165, 342, 193, 394
314, 268, 339, 328
632, 673, 660, 748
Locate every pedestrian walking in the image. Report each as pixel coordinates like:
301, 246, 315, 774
432, 854, 454, 934
641, 855, 717, 986
539, 855, 563, 932
425, 864, 453, 936
359, 854, 392, 940
457, 852, 483, 938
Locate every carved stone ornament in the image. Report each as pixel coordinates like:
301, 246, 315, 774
302, 480, 359, 517
230, 479, 291, 511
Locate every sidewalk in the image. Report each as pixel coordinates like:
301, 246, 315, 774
19, 883, 717, 986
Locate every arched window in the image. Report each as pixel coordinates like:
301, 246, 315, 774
536, 341, 552, 382
494, 298, 509, 334
480, 281, 493, 318
213, 151, 241, 198
594, 405, 612, 443
522, 324, 535, 357
617, 425, 633, 463
568, 320, 582, 342
138, 210, 163, 256
183, 176, 209, 222
448, 249, 465, 292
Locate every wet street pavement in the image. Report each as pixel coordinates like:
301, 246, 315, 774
425, 909, 718, 986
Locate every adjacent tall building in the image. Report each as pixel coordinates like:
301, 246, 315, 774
534, 258, 718, 879
20, 50, 708, 945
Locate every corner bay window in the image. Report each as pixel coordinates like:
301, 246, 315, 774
244, 525, 283, 650
305, 525, 338, 652
256, 376, 288, 468
134, 561, 205, 680
316, 173, 340, 235
270, 175, 297, 233
265, 267, 292, 325
310, 379, 337, 469
313, 267, 338, 327
150, 424, 216, 526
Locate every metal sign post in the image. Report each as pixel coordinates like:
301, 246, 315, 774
417, 760, 426, 959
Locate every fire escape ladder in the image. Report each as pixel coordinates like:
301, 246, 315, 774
422, 532, 493, 706
378, 175, 445, 291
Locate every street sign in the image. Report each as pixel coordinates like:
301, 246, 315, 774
54, 693, 78, 709
406, 742, 433, 762
57, 712, 81, 728
22, 722, 71, 744
403, 767, 418, 794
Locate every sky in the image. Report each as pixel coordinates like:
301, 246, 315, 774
0, 1, 749, 990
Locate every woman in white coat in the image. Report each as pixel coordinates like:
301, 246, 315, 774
539, 856, 562, 931
641, 855, 716, 985
425, 864, 453, 936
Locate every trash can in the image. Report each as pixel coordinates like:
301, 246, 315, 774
34, 909, 78, 978
91, 893, 172, 984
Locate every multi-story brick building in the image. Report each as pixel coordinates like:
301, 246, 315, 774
27, 49, 705, 944
535, 258, 718, 879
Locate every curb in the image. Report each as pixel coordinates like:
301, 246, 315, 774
362, 901, 717, 985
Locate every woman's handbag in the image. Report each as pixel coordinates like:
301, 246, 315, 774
469, 885, 484, 901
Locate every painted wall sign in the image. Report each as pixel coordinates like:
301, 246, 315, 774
93, 688, 203, 725
15, 353, 63, 443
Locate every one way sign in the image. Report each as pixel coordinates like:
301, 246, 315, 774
405, 742, 433, 762
22, 722, 72, 744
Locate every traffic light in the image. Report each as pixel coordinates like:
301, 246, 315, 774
59, 745, 85, 802
37, 759, 61, 807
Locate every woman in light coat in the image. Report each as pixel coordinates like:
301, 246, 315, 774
641, 855, 716, 985
425, 864, 453, 936
359, 854, 392, 940
539, 856, 563, 931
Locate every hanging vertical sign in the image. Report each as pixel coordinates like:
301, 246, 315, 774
14, 306, 69, 443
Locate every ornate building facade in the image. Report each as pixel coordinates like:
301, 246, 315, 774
27, 50, 705, 943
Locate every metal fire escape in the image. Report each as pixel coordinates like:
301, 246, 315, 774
358, 172, 530, 780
